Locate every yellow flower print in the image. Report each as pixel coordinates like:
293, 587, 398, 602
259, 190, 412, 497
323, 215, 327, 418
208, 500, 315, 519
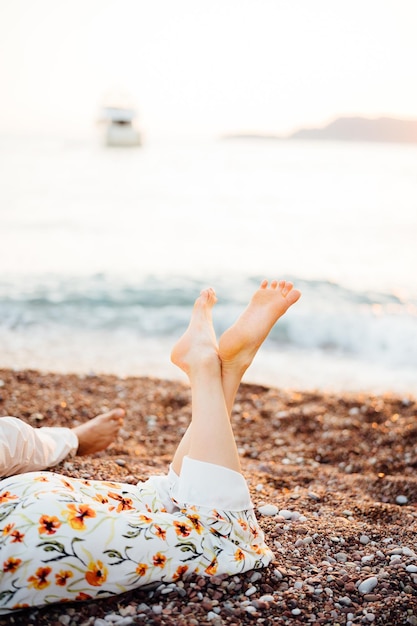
139, 514, 153, 523
0, 491, 18, 503
2, 523, 14, 536
205, 560, 218, 576
28, 566, 52, 590
173, 520, 192, 538
3, 557, 22, 573
60, 479, 75, 490
93, 494, 109, 504
136, 563, 148, 577
153, 525, 167, 540
173, 565, 189, 580
64, 503, 96, 530
187, 513, 203, 534
107, 492, 134, 512
250, 525, 259, 539
55, 570, 74, 586
153, 552, 167, 568
234, 548, 245, 562
85, 560, 108, 586
38, 515, 61, 535
238, 518, 248, 531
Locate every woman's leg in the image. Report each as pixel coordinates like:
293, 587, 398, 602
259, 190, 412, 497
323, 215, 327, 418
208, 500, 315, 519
219, 279, 301, 414
170, 280, 301, 474
171, 280, 302, 474
170, 288, 241, 473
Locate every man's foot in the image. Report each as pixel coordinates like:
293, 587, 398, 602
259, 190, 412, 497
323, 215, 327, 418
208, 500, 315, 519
219, 279, 301, 375
73, 409, 125, 456
170, 288, 219, 375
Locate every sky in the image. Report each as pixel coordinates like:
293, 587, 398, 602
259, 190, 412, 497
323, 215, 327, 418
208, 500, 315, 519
0, 0, 416, 138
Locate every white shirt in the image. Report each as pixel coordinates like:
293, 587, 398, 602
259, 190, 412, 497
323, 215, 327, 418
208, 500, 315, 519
0, 416, 78, 478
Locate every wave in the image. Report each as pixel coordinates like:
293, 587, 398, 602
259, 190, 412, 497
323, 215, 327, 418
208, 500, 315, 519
0, 273, 416, 368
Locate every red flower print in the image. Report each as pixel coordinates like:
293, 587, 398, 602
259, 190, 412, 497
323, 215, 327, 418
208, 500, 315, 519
154, 525, 166, 540
76, 592, 92, 601
187, 513, 203, 534
3, 557, 22, 573
55, 570, 74, 586
0, 491, 18, 503
64, 503, 96, 530
38, 515, 61, 535
173, 565, 189, 580
11, 530, 24, 543
173, 520, 192, 537
153, 552, 167, 568
107, 492, 134, 512
28, 566, 52, 590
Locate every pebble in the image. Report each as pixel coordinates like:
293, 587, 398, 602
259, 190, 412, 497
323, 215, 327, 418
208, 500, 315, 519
360, 535, 370, 545
207, 611, 221, 621
257, 504, 278, 516
291, 608, 301, 615
406, 565, 417, 573
395, 494, 408, 505
245, 585, 257, 596
259, 594, 274, 602
278, 509, 296, 520
358, 576, 378, 594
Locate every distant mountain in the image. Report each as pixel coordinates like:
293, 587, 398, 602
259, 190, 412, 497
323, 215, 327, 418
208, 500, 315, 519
289, 116, 417, 144
222, 116, 417, 144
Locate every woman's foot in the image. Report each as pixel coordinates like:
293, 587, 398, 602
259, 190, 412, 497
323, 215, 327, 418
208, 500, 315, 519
170, 288, 219, 375
219, 279, 301, 376
73, 408, 125, 456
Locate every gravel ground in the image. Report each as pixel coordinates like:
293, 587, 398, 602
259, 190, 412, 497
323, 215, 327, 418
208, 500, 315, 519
0, 368, 416, 625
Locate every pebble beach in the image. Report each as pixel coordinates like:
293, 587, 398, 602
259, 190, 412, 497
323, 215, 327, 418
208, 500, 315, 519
0, 368, 416, 625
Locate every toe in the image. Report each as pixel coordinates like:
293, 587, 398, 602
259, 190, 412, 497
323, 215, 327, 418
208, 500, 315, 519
282, 281, 294, 296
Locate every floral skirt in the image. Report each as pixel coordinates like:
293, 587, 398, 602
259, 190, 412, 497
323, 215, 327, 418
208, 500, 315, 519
0, 457, 273, 613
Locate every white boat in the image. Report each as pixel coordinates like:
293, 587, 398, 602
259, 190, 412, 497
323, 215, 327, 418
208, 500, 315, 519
100, 106, 142, 147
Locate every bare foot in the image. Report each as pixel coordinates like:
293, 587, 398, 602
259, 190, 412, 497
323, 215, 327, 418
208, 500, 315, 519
73, 408, 125, 456
219, 279, 301, 375
170, 288, 219, 375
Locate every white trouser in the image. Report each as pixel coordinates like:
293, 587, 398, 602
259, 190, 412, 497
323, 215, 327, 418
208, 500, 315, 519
0, 416, 78, 478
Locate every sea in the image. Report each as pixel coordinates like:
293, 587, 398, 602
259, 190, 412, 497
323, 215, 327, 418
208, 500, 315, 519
1, 133, 416, 395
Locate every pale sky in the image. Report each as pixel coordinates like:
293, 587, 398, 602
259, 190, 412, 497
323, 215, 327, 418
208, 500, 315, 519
0, 0, 416, 138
